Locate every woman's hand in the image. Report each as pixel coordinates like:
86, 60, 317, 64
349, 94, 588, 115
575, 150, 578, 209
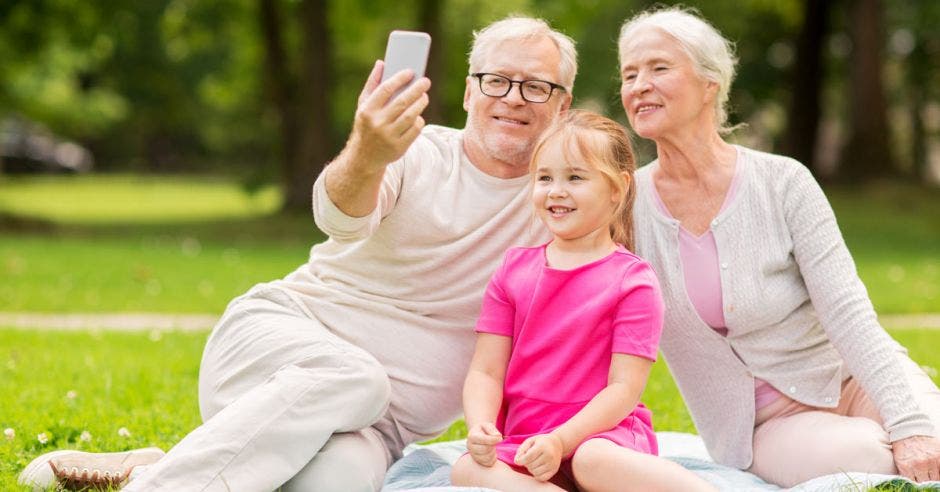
893, 435, 940, 482
514, 433, 563, 481
466, 422, 503, 467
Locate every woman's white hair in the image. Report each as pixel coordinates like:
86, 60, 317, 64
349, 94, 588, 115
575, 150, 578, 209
618, 6, 738, 133
469, 16, 578, 91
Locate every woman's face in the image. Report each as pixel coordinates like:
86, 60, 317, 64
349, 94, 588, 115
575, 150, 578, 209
619, 28, 716, 140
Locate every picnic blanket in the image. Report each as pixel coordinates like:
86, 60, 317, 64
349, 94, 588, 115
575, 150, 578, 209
382, 432, 940, 491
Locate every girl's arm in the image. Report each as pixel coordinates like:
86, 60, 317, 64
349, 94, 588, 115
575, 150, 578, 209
462, 332, 512, 466
514, 353, 652, 480
551, 353, 653, 453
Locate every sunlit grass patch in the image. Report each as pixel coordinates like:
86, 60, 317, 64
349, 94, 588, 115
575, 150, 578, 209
0, 174, 280, 224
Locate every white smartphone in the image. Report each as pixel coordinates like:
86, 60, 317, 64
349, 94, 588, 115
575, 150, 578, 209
381, 30, 431, 99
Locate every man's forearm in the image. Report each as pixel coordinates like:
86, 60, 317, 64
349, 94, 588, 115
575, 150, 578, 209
323, 140, 388, 218
321, 62, 430, 218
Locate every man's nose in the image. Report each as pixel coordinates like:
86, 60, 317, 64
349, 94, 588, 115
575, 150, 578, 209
502, 82, 527, 105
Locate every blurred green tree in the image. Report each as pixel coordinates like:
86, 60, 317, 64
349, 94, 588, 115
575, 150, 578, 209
840, 0, 895, 180
2, 0, 937, 210
781, 0, 831, 176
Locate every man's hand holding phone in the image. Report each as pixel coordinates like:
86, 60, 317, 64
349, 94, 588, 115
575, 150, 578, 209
349, 60, 430, 172
324, 31, 431, 218
348, 31, 432, 173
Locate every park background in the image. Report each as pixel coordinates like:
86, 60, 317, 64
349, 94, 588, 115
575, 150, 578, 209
1, 0, 939, 489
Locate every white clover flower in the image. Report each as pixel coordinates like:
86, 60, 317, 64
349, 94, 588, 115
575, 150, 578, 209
80, 431, 92, 442
37, 433, 48, 444
3, 428, 14, 440
118, 427, 131, 438
66, 390, 78, 400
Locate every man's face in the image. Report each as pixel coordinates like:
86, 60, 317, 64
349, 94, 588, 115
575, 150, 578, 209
462, 37, 572, 175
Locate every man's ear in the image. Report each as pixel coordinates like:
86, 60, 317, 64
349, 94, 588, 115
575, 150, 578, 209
559, 92, 573, 113
463, 77, 472, 112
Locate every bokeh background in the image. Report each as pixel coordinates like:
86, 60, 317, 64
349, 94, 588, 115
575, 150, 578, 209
1, 3, 939, 486
2, 0, 938, 211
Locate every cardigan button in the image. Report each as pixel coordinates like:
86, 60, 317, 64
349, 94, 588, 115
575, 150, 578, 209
789, 386, 797, 394
824, 397, 833, 403
711, 219, 719, 227
721, 263, 728, 269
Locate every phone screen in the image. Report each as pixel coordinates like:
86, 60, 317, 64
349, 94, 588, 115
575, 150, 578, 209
381, 31, 431, 97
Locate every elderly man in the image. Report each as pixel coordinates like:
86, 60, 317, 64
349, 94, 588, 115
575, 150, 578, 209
20, 15, 575, 492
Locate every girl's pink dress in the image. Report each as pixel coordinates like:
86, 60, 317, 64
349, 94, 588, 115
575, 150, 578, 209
475, 243, 664, 473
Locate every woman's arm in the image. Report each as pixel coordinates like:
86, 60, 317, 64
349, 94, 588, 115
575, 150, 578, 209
462, 333, 511, 466
785, 166, 930, 431
783, 164, 939, 480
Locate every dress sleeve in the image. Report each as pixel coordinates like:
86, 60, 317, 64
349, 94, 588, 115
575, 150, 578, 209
475, 253, 515, 337
785, 164, 935, 441
312, 154, 406, 243
612, 260, 664, 362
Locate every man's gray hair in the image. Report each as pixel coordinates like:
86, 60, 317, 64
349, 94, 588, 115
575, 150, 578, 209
469, 16, 578, 91
619, 6, 738, 133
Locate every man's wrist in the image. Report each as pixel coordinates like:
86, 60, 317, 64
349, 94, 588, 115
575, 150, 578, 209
336, 138, 387, 178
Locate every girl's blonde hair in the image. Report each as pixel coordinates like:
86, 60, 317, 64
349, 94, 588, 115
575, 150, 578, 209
530, 110, 637, 250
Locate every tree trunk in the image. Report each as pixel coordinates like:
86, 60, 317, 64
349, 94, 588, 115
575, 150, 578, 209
259, 0, 335, 213
259, 0, 301, 208
418, 0, 445, 124
287, 0, 336, 212
839, 0, 894, 181
781, 0, 829, 176
908, 42, 928, 182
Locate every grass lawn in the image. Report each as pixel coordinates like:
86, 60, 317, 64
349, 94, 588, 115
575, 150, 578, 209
1, 327, 938, 490
827, 182, 940, 314
0, 174, 322, 313
1, 175, 937, 314
1, 174, 938, 489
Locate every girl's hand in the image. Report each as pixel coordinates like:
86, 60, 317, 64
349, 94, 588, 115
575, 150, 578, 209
513, 433, 563, 481
466, 422, 503, 467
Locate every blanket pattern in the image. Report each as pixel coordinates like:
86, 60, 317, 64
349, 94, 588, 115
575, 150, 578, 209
382, 432, 940, 491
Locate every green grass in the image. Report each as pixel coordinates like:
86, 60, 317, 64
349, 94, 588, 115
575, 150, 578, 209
0, 174, 281, 225
0, 328, 205, 490
0, 174, 938, 488
1, 175, 937, 314
828, 181, 940, 314
2, 328, 938, 490
0, 174, 322, 312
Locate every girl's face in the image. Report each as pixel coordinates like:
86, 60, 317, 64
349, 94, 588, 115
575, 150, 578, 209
532, 135, 620, 243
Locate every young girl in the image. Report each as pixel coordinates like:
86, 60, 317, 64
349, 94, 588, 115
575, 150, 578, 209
450, 110, 714, 491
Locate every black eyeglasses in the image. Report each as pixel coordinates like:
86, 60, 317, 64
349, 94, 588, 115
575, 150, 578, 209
471, 73, 566, 103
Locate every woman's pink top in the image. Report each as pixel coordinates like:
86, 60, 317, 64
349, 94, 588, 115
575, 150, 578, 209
650, 164, 782, 410
476, 244, 664, 470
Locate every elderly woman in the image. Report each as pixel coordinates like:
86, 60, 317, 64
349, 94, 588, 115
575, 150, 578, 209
617, 6, 940, 487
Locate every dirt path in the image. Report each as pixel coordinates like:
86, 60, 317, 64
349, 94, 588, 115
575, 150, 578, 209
1, 312, 939, 331
0, 312, 218, 331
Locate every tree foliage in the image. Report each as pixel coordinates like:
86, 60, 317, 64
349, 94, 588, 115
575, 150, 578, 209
2, 0, 937, 207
